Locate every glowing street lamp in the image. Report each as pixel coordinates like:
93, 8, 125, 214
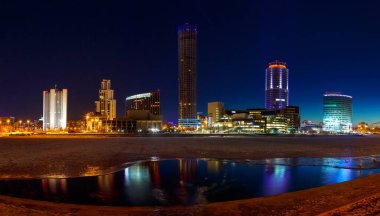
18, 120, 22, 130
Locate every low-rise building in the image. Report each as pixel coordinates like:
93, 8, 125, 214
300, 120, 323, 133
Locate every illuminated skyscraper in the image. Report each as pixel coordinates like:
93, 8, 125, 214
178, 23, 199, 128
323, 92, 352, 133
95, 79, 116, 120
265, 61, 289, 110
43, 87, 67, 130
126, 90, 160, 115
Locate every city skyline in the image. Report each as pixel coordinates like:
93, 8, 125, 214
1, 1, 380, 124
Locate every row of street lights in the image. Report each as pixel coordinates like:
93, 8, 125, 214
0, 119, 31, 130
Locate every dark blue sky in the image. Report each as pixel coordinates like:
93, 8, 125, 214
0, 0, 379, 124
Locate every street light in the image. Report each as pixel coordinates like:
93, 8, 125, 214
18, 120, 22, 131
26, 120, 30, 131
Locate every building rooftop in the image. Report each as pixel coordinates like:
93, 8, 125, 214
178, 23, 198, 33
268, 60, 287, 68
324, 92, 352, 99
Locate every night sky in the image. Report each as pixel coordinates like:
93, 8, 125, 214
1, 0, 380, 124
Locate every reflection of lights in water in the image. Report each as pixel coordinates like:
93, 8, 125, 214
336, 168, 353, 182
5, 159, 380, 206
262, 165, 289, 196
207, 160, 220, 173
41, 179, 68, 195
153, 162, 160, 181
274, 165, 286, 178
322, 166, 355, 184
97, 174, 115, 193
178, 159, 199, 204
123, 163, 152, 204
124, 165, 151, 186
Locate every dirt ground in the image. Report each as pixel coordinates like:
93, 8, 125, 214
0, 135, 380, 215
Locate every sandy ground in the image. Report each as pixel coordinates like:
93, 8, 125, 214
0, 135, 380, 215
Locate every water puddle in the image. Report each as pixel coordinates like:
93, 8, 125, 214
0, 157, 379, 206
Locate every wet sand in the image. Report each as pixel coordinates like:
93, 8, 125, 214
0, 135, 380, 215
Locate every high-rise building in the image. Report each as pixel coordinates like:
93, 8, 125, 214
323, 92, 352, 133
208, 102, 224, 126
265, 61, 289, 110
95, 79, 116, 120
178, 23, 199, 128
125, 90, 160, 115
43, 87, 68, 130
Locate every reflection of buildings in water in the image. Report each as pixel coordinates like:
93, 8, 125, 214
321, 158, 356, 184
178, 159, 198, 184
335, 168, 354, 183
148, 161, 161, 187
177, 159, 199, 204
123, 163, 152, 204
262, 164, 290, 196
124, 163, 151, 186
207, 160, 221, 173
41, 178, 68, 196
97, 174, 115, 194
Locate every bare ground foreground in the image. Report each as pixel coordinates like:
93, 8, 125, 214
1, 135, 380, 215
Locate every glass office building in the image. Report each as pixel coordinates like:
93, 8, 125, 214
125, 90, 160, 116
323, 92, 352, 133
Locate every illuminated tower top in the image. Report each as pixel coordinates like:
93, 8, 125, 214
265, 61, 289, 110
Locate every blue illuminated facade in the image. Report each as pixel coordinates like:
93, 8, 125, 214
178, 118, 201, 129
265, 61, 289, 110
323, 92, 352, 133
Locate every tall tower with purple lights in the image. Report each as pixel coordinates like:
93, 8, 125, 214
265, 61, 289, 110
178, 23, 199, 128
